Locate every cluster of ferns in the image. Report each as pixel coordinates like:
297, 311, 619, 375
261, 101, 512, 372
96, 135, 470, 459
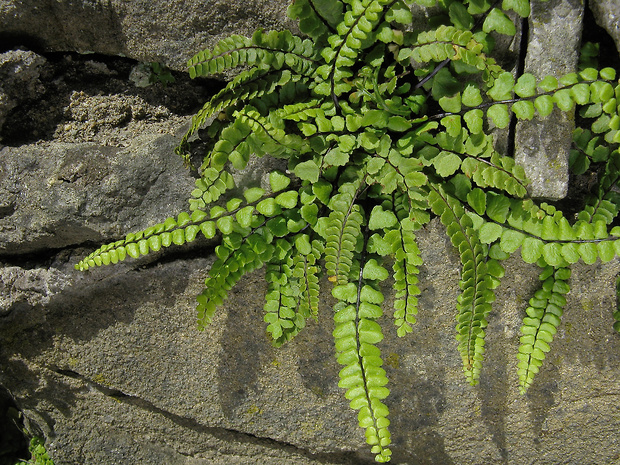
76, 0, 620, 461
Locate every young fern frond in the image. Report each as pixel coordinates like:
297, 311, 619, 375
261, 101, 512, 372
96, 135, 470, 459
518, 265, 570, 394
264, 241, 307, 346
387, 227, 422, 336
291, 235, 324, 318
75, 209, 226, 271
198, 232, 275, 328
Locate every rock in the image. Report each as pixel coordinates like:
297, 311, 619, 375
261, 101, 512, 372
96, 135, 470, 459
0, 49, 48, 140
590, 0, 620, 54
2, 215, 620, 464
0, 0, 295, 71
514, 0, 584, 200
0, 133, 196, 255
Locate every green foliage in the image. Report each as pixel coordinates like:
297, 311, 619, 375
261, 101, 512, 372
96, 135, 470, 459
15, 437, 54, 465
149, 62, 176, 87
76, 0, 620, 461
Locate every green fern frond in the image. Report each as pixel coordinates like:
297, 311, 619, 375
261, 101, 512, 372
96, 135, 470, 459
404, 25, 503, 82
233, 105, 311, 158
179, 68, 310, 157
75, 210, 224, 271
264, 240, 307, 346
387, 227, 422, 336
314, 0, 395, 102
288, 0, 344, 43
331, 254, 392, 462
569, 127, 612, 175
518, 265, 570, 394
325, 179, 365, 284
198, 233, 274, 328
429, 184, 494, 385
187, 29, 318, 80
292, 235, 324, 318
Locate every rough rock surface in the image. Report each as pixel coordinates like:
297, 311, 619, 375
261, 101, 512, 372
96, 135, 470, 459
1, 1, 620, 465
590, 0, 620, 54
0, 50, 48, 142
0, 0, 295, 71
514, 0, 583, 200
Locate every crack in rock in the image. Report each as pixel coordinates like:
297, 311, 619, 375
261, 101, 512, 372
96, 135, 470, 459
51, 368, 372, 465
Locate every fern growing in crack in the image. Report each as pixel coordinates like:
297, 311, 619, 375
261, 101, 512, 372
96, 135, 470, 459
76, 0, 620, 461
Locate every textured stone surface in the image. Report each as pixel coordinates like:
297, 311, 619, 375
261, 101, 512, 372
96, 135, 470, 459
0, 50, 48, 140
0, 0, 295, 71
514, 0, 584, 200
590, 0, 620, 53
0, 134, 195, 255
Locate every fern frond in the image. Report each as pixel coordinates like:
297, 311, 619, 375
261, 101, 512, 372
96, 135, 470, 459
365, 193, 424, 336
421, 131, 529, 197
188, 29, 318, 79
197, 232, 274, 328
331, 254, 392, 463
288, 0, 344, 43
189, 169, 236, 211
429, 184, 494, 385
325, 179, 365, 284
314, 0, 395, 103
264, 239, 307, 346
178, 68, 310, 157
386, 227, 422, 336
233, 105, 310, 158
518, 265, 570, 393
291, 235, 324, 318
74, 210, 224, 271
569, 127, 611, 175
404, 25, 503, 82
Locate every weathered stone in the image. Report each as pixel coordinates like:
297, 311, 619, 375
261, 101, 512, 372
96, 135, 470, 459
0, 49, 48, 139
2, 214, 620, 464
514, 0, 584, 200
0, 132, 195, 255
590, 0, 620, 54
0, 0, 295, 71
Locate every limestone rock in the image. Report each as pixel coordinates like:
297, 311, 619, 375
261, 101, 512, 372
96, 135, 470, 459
0, 0, 295, 71
590, 0, 620, 54
514, 0, 584, 200
0, 134, 195, 255
0, 50, 48, 140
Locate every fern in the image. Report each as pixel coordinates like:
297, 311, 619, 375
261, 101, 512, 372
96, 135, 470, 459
517, 264, 570, 394
75, 0, 620, 461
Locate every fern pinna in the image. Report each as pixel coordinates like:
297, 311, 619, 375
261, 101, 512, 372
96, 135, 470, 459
76, 0, 620, 461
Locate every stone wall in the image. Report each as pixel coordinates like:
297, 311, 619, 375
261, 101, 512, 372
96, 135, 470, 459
1, 1, 620, 464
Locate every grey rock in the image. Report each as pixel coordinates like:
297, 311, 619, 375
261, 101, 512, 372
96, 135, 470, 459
0, 266, 70, 316
590, 0, 620, 54
2, 217, 620, 464
0, 130, 195, 255
0, 0, 295, 71
514, 0, 584, 200
0, 49, 48, 139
